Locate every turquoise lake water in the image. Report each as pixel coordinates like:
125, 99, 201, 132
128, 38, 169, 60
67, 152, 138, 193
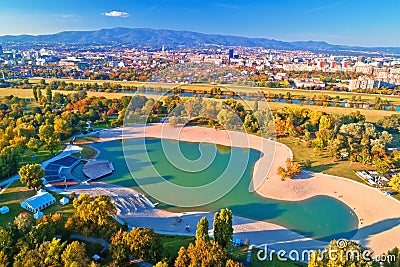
91, 138, 358, 241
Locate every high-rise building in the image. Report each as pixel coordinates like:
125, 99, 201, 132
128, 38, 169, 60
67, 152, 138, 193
228, 48, 234, 65
229, 49, 234, 59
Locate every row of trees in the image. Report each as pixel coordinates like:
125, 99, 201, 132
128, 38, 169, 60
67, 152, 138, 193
0, 212, 93, 267
0, 91, 136, 181
273, 106, 398, 174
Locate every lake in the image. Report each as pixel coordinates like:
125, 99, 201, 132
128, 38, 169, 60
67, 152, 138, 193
90, 138, 358, 241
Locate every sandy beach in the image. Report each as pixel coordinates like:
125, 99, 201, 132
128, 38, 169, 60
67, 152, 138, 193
75, 123, 400, 255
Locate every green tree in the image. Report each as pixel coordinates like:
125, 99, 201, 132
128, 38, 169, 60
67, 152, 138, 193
327, 138, 342, 161
382, 247, 400, 267
61, 241, 90, 267
46, 87, 52, 104
389, 174, 400, 192
375, 158, 392, 175
18, 163, 44, 189
155, 262, 169, 267
169, 116, 179, 127
226, 259, 244, 267
0, 250, 9, 267
110, 229, 130, 267
213, 208, 233, 248
186, 240, 226, 267
33, 87, 38, 102
0, 225, 17, 262
175, 247, 190, 267
125, 228, 162, 263
73, 194, 117, 227
196, 217, 210, 243
44, 238, 67, 266
14, 213, 34, 233
27, 138, 41, 152
278, 158, 302, 180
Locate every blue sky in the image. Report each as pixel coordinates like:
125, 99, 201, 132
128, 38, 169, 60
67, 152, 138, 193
0, 0, 399, 46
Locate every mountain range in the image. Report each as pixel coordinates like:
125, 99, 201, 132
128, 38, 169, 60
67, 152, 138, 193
1, 27, 399, 55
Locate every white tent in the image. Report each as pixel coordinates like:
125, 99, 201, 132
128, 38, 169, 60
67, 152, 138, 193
0, 206, 9, 214
60, 197, 70, 205
34, 211, 44, 220
37, 189, 47, 194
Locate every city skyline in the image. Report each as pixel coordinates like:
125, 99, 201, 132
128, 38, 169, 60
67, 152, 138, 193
1, 0, 400, 47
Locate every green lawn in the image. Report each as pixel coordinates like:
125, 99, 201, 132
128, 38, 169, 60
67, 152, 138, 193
0, 180, 74, 227
159, 234, 195, 259
278, 136, 367, 183
73, 145, 98, 160
21, 145, 65, 165
0, 180, 36, 227
227, 244, 248, 261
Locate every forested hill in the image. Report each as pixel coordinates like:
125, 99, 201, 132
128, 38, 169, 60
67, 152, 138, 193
1, 27, 400, 54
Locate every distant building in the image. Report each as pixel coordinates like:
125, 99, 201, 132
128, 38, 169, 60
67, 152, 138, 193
0, 45, 3, 55
293, 78, 325, 88
229, 49, 234, 59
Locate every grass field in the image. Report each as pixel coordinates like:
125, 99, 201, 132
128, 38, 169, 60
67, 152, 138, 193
244, 100, 396, 123
278, 136, 367, 183
0, 180, 74, 227
159, 234, 195, 259
27, 78, 400, 104
72, 145, 98, 159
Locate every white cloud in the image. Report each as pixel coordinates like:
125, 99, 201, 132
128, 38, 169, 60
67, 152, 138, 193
103, 11, 130, 18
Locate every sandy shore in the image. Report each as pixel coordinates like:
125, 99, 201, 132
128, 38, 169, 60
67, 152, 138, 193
85, 124, 400, 255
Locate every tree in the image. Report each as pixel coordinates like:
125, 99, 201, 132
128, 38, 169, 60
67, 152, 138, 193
61, 241, 90, 267
226, 259, 244, 267
27, 138, 41, 152
125, 228, 163, 263
175, 247, 190, 267
175, 240, 226, 267
319, 115, 333, 131
389, 174, 400, 192
0, 225, 17, 261
155, 262, 169, 267
326, 138, 342, 161
0, 250, 9, 267
278, 158, 302, 180
33, 87, 38, 102
14, 213, 34, 233
169, 116, 179, 127
54, 117, 72, 139
73, 194, 117, 227
253, 100, 259, 111
375, 158, 392, 175
0, 146, 20, 179
187, 240, 226, 267
382, 247, 400, 267
110, 229, 130, 267
44, 238, 67, 266
19, 163, 44, 189
46, 87, 52, 104
213, 208, 233, 248
196, 217, 210, 243
308, 239, 373, 267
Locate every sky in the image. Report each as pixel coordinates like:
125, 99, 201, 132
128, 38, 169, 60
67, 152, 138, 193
0, 0, 399, 47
